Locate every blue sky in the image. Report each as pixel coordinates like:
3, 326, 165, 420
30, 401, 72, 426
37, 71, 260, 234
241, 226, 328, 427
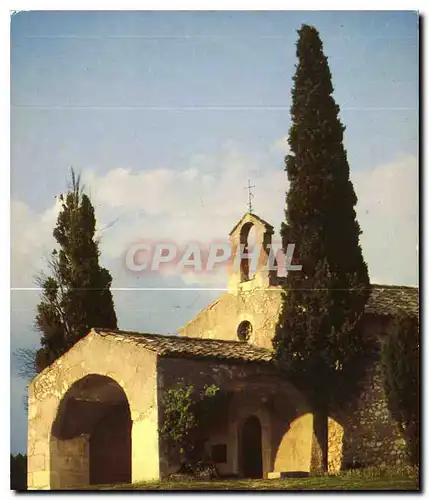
10, 11, 419, 454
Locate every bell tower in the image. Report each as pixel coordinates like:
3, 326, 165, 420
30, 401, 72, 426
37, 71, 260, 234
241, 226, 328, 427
228, 212, 278, 294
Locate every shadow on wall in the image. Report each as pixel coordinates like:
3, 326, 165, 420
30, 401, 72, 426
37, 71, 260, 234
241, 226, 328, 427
329, 366, 410, 472
50, 374, 132, 489
327, 325, 411, 472
270, 312, 403, 473
229, 374, 315, 478
157, 359, 317, 479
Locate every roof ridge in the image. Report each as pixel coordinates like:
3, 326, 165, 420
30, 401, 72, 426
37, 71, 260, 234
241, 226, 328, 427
94, 328, 273, 363
93, 328, 270, 349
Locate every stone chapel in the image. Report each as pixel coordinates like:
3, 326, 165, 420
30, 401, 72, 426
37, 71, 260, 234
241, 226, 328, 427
27, 211, 418, 490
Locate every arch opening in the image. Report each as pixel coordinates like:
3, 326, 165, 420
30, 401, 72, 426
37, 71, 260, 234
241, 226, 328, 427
240, 222, 257, 281
240, 415, 263, 478
50, 374, 132, 489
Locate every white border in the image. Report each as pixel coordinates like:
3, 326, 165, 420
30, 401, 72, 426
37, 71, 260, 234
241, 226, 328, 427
4, 5, 424, 499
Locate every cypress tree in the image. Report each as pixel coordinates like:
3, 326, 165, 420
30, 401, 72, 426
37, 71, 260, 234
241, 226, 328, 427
10, 453, 27, 490
35, 170, 117, 372
273, 25, 370, 470
381, 313, 419, 466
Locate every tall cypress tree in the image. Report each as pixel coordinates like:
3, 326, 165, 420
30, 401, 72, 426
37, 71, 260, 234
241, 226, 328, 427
273, 25, 370, 470
35, 170, 117, 372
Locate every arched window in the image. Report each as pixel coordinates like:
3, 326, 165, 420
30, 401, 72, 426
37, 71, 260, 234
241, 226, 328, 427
240, 222, 257, 281
237, 320, 253, 342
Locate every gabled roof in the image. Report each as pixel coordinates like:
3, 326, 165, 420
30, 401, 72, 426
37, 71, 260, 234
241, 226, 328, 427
365, 284, 419, 317
93, 328, 272, 363
229, 212, 274, 236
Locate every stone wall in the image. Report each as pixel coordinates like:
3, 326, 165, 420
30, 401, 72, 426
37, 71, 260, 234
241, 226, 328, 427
325, 316, 410, 472
273, 413, 314, 473
181, 294, 411, 473
179, 287, 284, 349
27, 330, 160, 490
327, 418, 344, 473
328, 360, 408, 472
27, 306, 413, 490
157, 356, 313, 478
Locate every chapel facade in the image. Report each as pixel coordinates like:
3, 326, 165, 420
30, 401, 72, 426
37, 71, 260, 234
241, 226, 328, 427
27, 212, 418, 490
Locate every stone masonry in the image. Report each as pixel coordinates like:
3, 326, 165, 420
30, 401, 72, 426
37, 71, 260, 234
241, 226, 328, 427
27, 211, 418, 489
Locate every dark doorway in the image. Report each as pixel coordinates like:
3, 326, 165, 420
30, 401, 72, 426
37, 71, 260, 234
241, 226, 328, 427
241, 416, 263, 478
89, 403, 132, 485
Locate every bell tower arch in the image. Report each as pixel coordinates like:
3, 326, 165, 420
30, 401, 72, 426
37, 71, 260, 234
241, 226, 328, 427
228, 212, 278, 294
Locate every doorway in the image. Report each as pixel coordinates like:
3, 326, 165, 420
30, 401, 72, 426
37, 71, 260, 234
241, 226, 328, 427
240, 415, 263, 478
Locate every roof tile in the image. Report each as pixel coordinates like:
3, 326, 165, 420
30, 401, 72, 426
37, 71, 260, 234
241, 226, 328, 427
365, 285, 419, 317
94, 328, 273, 363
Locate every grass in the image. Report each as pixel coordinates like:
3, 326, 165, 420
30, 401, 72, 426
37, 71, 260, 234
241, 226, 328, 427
94, 466, 419, 491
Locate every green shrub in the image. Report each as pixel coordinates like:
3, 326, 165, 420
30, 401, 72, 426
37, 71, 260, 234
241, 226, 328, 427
160, 381, 222, 462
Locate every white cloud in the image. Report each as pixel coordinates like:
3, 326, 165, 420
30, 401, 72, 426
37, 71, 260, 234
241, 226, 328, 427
11, 145, 419, 293
270, 134, 290, 155
352, 155, 419, 286
82, 141, 287, 266
11, 199, 61, 288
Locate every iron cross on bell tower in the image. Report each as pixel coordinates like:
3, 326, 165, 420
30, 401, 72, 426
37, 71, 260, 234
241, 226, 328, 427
245, 179, 255, 214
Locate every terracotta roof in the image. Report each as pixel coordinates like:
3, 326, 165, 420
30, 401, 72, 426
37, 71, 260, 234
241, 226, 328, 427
93, 328, 272, 363
365, 285, 419, 317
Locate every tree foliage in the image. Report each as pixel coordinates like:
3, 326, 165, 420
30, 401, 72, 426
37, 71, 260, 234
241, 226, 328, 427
381, 313, 419, 465
14, 347, 38, 381
12, 347, 38, 411
33, 170, 117, 373
10, 453, 27, 491
273, 24, 370, 409
160, 381, 223, 461
271, 25, 372, 473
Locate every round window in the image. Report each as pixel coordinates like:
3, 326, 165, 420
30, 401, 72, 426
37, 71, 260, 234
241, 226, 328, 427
237, 321, 253, 342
